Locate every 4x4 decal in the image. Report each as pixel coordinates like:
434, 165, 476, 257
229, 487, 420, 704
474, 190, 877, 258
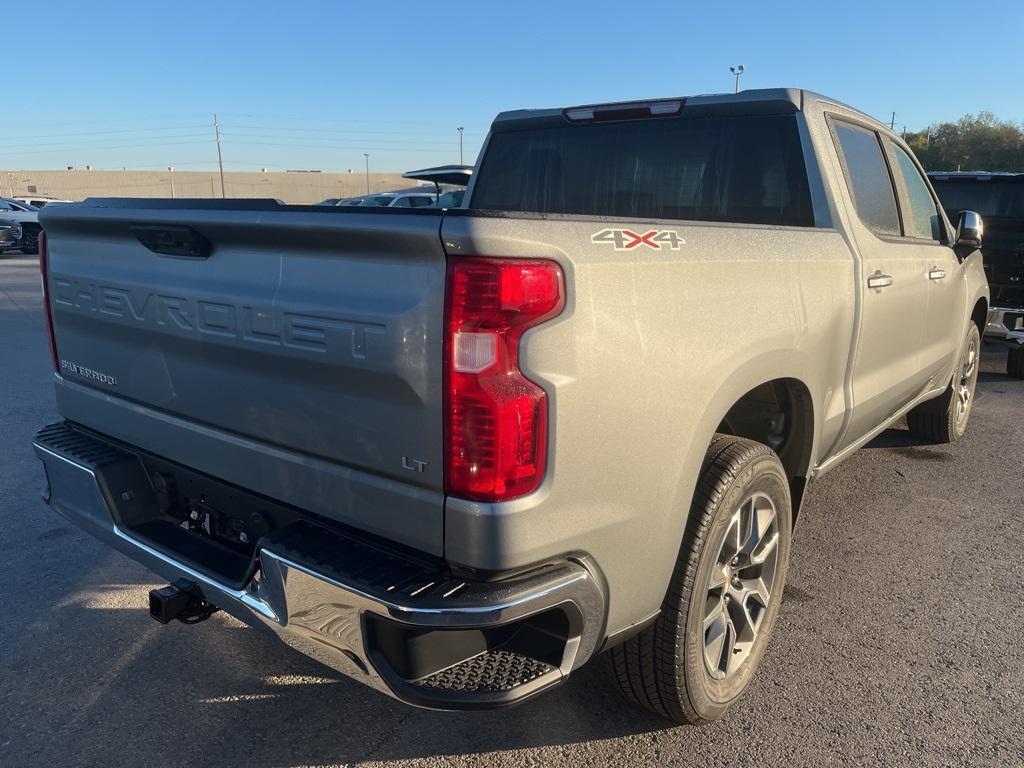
591, 228, 686, 251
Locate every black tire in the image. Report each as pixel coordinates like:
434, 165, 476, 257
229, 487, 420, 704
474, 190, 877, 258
607, 435, 792, 723
906, 323, 981, 443
1008, 346, 1024, 380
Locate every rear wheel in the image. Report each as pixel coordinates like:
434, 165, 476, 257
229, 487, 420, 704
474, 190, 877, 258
1008, 346, 1024, 380
607, 435, 792, 723
906, 323, 981, 443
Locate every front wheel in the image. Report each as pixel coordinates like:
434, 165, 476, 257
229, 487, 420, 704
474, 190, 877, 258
906, 323, 981, 443
607, 435, 792, 723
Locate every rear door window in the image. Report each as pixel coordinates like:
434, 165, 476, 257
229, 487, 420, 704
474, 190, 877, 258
471, 113, 814, 227
831, 121, 901, 237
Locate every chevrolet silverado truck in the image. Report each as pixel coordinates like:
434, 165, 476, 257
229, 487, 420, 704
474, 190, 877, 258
929, 171, 1024, 378
34, 89, 988, 723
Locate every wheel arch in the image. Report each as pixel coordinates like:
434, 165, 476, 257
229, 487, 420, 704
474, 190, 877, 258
715, 377, 815, 524
669, 351, 824, 538
970, 296, 988, 338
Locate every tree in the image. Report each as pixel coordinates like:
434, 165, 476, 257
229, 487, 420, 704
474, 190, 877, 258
905, 112, 1024, 172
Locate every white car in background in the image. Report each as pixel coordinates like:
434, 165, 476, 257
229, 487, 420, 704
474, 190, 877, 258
349, 191, 438, 208
11, 195, 72, 208
0, 198, 41, 253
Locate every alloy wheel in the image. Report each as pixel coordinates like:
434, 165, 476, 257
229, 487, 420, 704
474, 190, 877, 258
702, 492, 780, 679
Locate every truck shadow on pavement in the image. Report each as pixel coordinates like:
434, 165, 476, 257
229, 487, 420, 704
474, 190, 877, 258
27, 548, 675, 767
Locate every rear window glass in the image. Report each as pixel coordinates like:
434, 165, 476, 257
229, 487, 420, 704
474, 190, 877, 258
471, 113, 814, 227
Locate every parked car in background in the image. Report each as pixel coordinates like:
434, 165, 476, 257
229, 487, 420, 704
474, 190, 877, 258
0, 219, 22, 250
929, 171, 1024, 377
403, 164, 472, 208
0, 198, 40, 253
357, 191, 437, 208
10, 195, 72, 208
436, 189, 465, 208
34, 89, 988, 724
319, 197, 367, 206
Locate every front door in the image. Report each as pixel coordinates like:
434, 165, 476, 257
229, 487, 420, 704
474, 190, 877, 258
883, 138, 967, 385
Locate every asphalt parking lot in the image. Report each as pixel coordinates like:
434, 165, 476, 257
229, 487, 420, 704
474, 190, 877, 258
2, 251, 1022, 768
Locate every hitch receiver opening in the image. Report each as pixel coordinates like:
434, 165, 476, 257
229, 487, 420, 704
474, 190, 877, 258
149, 579, 219, 625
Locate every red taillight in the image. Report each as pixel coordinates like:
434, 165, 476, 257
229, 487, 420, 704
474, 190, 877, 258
444, 257, 565, 502
38, 230, 59, 373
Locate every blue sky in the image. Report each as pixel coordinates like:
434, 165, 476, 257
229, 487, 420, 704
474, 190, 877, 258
10, 0, 1023, 172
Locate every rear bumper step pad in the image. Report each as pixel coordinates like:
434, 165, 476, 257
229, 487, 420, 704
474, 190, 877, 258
33, 421, 606, 709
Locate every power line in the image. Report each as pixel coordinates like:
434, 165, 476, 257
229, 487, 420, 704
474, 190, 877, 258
226, 140, 482, 154
0, 133, 211, 151
223, 124, 485, 138
0, 140, 213, 156
219, 112, 481, 129
0, 125, 210, 143
222, 132, 473, 146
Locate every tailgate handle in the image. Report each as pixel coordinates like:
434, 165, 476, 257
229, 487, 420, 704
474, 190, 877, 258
131, 225, 211, 259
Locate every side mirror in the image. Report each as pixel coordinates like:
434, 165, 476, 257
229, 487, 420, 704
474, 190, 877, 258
955, 210, 983, 251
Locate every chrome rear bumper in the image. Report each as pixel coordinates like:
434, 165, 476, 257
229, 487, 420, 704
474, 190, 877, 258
34, 423, 606, 710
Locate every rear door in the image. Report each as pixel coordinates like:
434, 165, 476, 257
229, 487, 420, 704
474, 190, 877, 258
829, 118, 932, 446
41, 203, 448, 554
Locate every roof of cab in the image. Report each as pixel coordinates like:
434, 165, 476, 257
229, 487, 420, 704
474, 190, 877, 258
490, 88, 884, 133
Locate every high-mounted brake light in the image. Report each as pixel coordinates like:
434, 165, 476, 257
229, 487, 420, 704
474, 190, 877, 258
563, 99, 684, 123
38, 230, 59, 373
444, 257, 565, 502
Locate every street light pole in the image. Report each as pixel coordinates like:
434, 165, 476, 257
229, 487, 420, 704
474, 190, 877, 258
364, 153, 370, 194
729, 64, 745, 93
213, 114, 226, 198
457, 126, 464, 165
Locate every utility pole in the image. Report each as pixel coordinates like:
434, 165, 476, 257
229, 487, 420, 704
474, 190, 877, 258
213, 114, 226, 198
890, 112, 896, 130
729, 65, 745, 93
363, 153, 370, 194
168, 166, 175, 198
457, 126, 464, 165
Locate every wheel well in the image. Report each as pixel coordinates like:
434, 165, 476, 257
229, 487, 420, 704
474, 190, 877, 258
717, 378, 814, 522
971, 298, 988, 337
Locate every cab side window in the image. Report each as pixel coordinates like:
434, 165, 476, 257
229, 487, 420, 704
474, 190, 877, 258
887, 142, 943, 241
832, 121, 901, 237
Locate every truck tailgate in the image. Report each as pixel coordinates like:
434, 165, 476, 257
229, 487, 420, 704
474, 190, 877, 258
40, 201, 447, 555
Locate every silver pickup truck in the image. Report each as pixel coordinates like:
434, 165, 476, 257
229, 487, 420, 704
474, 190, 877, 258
34, 88, 988, 723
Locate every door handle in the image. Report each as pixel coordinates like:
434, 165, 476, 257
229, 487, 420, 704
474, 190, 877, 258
928, 267, 946, 280
867, 271, 894, 290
